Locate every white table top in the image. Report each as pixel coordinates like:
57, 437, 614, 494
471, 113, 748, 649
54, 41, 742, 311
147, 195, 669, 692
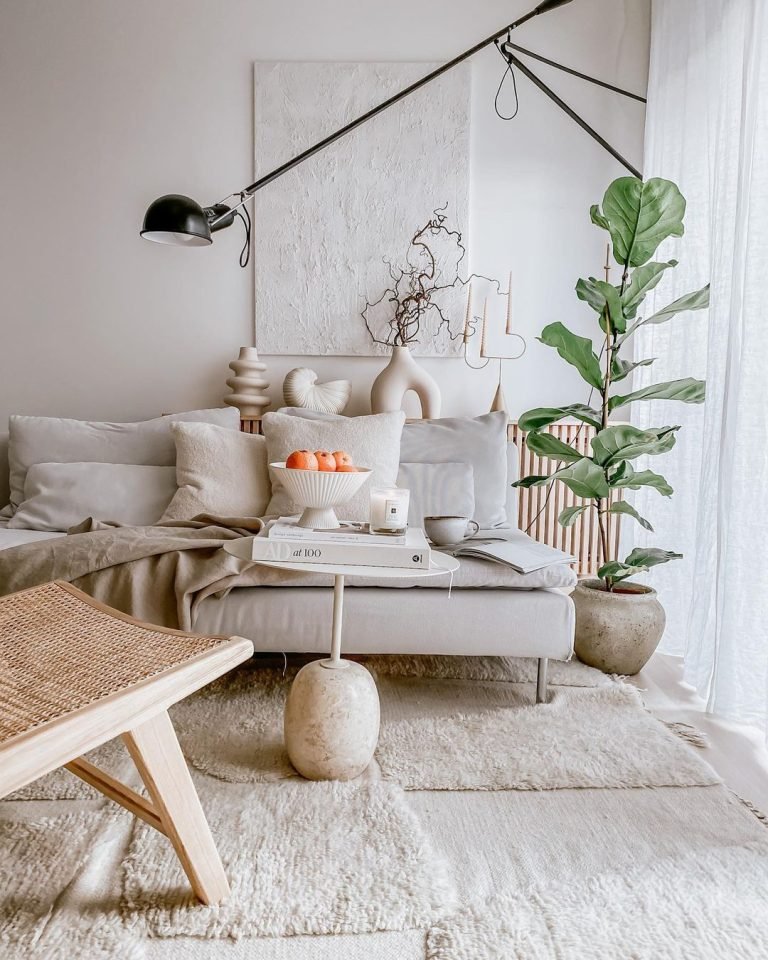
223, 536, 459, 579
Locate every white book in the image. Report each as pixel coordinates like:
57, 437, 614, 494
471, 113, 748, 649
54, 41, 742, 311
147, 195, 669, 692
251, 527, 431, 569
267, 517, 406, 546
452, 537, 575, 574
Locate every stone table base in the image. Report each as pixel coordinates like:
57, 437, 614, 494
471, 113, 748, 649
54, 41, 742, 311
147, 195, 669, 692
284, 659, 380, 781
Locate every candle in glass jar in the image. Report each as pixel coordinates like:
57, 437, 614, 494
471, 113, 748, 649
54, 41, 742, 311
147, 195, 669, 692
369, 486, 410, 535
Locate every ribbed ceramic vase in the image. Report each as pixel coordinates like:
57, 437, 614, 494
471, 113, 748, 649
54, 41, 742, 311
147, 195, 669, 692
224, 346, 270, 417
370, 345, 441, 418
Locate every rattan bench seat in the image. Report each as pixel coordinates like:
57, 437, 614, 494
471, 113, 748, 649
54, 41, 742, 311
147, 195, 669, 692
0, 581, 223, 745
0, 580, 253, 905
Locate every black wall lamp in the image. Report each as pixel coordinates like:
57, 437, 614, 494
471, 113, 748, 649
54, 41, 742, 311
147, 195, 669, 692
141, 0, 645, 266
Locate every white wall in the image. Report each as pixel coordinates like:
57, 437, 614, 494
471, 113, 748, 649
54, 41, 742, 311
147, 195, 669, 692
0, 0, 649, 504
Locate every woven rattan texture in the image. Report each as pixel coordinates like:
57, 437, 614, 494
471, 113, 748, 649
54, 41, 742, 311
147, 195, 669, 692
0, 582, 224, 744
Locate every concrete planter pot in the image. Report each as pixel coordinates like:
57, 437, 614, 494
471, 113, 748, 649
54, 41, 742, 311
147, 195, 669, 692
573, 578, 666, 676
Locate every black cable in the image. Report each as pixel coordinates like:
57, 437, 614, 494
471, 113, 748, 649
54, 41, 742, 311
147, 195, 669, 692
236, 200, 251, 268
494, 35, 520, 120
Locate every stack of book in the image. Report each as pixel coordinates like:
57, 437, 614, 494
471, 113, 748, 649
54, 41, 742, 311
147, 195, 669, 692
250, 517, 432, 569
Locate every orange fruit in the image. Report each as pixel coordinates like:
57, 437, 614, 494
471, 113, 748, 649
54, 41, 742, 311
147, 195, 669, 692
332, 450, 353, 470
336, 464, 358, 472
286, 449, 318, 470
315, 450, 337, 472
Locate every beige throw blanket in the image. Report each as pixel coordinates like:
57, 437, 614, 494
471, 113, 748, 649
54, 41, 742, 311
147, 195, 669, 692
0, 517, 310, 630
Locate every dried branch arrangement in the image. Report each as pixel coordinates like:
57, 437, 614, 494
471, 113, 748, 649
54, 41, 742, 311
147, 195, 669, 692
362, 205, 498, 348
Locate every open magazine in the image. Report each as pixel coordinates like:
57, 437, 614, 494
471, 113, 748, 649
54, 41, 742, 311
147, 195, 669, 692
450, 536, 576, 574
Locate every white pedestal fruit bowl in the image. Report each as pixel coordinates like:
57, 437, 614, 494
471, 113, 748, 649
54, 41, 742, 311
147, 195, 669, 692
270, 463, 372, 529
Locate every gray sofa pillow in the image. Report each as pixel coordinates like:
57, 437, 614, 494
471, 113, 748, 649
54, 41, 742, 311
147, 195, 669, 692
7, 407, 238, 513
8, 462, 177, 532
399, 412, 509, 528
397, 462, 475, 528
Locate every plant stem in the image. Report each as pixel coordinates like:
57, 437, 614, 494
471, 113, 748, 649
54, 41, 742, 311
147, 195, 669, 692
597, 508, 613, 591
599, 260, 629, 592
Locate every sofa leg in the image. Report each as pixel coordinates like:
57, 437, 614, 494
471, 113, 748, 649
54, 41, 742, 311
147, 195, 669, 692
536, 658, 549, 704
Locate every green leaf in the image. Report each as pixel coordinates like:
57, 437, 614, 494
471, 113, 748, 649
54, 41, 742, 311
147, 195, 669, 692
622, 283, 710, 341
525, 430, 583, 463
554, 458, 610, 499
538, 322, 603, 390
644, 284, 710, 325
601, 548, 682, 582
608, 463, 673, 497
608, 377, 706, 412
610, 356, 656, 382
625, 547, 683, 568
591, 425, 680, 465
601, 177, 686, 267
608, 500, 653, 531
518, 404, 602, 432
576, 278, 625, 334
621, 261, 677, 319
511, 475, 552, 489
590, 204, 610, 231
597, 560, 642, 583
559, 505, 589, 528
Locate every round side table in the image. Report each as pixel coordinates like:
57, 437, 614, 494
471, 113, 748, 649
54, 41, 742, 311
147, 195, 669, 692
223, 539, 459, 781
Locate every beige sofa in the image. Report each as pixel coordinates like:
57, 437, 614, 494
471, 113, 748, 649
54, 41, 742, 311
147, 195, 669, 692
0, 411, 575, 703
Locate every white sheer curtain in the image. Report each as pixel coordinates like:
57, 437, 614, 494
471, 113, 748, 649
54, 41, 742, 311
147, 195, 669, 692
631, 0, 768, 732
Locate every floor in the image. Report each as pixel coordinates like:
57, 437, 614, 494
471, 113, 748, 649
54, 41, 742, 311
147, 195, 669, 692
633, 652, 768, 812
2, 652, 768, 959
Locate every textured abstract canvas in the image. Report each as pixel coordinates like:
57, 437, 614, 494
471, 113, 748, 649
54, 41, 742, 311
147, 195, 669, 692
253, 62, 470, 357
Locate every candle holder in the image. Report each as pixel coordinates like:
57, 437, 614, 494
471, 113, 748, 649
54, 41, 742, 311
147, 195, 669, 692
462, 273, 526, 416
369, 486, 410, 536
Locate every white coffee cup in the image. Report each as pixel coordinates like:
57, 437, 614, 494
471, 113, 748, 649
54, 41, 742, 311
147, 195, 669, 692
424, 516, 480, 546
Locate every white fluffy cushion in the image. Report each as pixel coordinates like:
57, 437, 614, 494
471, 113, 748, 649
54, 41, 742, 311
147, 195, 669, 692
7, 407, 239, 513
8, 462, 177, 531
397, 462, 475, 528
399, 411, 510, 528
261, 410, 406, 522
162, 422, 271, 521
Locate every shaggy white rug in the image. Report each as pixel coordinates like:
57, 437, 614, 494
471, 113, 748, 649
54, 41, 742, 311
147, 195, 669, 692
5, 658, 612, 797
172, 666, 297, 784
376, 684, 721, 791
122, 779, 455, 939
5, 660, 715, 803
362, 654, 614, 686
426, 839, 768, 959
0, 809, 131, 957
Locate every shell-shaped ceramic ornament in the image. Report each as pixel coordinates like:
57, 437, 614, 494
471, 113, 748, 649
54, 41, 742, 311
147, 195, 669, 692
283, 367, 351, 415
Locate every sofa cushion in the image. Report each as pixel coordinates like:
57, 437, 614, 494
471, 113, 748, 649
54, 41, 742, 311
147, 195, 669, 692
399, 411, 509, 529
234, 553, 575, 591
162, 422, 271, 522
193, 584, 574, 659
6, 407, 239, 513
397, 461, 475, 528
261, 410, 405, 522
8, 462, 178, 532
0, 525, 66, 551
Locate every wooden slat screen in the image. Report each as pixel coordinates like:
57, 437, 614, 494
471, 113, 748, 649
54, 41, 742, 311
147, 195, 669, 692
508, 421, 622, 577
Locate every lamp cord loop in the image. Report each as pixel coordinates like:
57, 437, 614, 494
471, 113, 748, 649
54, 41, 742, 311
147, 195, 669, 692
236, 194, 252, 268
494, 35, 520, 121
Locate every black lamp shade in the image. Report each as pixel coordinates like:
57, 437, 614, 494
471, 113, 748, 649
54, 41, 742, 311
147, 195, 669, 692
140, 194, 212, 246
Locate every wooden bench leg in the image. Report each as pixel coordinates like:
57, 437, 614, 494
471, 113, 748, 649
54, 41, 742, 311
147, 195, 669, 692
122, 710, 230, 906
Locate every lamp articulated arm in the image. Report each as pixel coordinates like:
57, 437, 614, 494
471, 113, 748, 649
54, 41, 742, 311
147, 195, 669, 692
140, 0, 644, 258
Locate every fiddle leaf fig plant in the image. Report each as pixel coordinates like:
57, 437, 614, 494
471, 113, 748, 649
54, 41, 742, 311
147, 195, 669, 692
513, 176, 709, 591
